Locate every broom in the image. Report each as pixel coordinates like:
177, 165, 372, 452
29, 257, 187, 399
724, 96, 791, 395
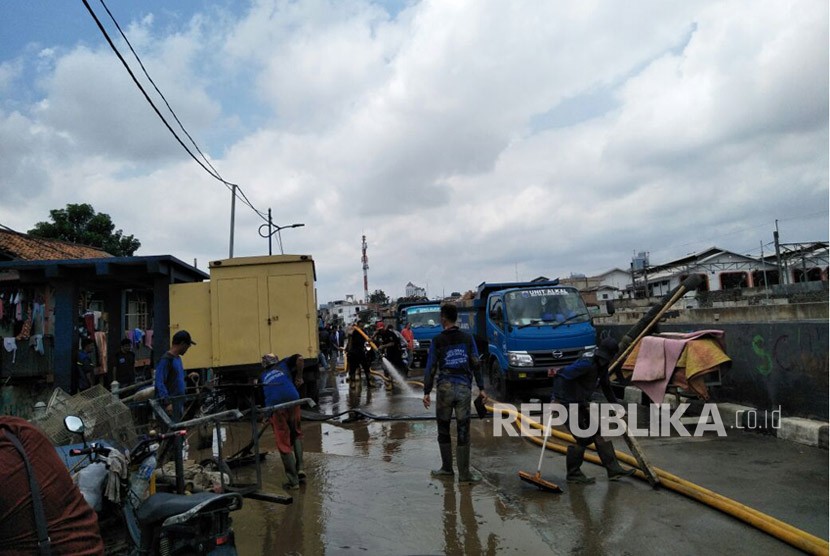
518, 411, 562, 493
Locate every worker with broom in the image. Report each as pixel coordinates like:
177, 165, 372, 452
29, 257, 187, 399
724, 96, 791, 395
551, 337, 636, 484
422, 303, 486, 484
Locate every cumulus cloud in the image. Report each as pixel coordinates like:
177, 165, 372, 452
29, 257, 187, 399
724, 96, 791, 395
0, 0, 826, 302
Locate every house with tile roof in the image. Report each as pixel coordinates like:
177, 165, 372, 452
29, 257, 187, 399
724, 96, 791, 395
0, 228, 206, 414
0, 227, 113, 262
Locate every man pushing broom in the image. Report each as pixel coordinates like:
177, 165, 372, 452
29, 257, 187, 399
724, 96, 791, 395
551, 338, 637, 484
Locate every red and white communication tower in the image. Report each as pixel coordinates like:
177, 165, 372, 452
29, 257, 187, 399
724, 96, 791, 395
361, 234, 369, 303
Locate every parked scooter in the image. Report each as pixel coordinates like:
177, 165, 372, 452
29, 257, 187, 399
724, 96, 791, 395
64, 415, 243, 555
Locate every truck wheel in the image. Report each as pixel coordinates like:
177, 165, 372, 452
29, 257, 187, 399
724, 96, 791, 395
488, 359, 509, 401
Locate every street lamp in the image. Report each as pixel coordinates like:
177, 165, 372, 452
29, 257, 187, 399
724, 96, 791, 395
258, 209, 305, 255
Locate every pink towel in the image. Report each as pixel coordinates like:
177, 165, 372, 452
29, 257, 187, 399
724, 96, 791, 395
632, 336, 687, 404
631, 337, 667, 381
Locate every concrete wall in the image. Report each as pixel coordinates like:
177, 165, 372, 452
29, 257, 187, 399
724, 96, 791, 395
600, 302, 827, 326
597, 321, 829, 420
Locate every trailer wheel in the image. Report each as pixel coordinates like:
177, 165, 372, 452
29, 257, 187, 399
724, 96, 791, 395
488, 359, 509, 401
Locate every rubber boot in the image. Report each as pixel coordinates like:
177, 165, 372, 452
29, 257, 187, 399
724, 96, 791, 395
280, 452, 300, 490
456, 445, 482, 484
596, 439, 636, 481
294, 439, 306, 483
431, 443, 454, 477
566, 445, 596, 484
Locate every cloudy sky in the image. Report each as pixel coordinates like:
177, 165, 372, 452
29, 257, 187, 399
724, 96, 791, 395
1, 0, 827, 303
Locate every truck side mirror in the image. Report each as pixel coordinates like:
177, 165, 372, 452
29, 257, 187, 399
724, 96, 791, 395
606, 301, 616, 315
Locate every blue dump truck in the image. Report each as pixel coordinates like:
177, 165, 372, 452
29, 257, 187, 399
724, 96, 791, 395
457, 279, 598, 399
396, 301, 443, 367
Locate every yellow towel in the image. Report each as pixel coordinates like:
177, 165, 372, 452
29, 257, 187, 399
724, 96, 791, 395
680, 338, 731, 378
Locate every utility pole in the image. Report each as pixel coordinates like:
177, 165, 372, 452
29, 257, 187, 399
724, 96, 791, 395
773, 220, 785, 285
258, 210, 303, 255
229, 184, 237, 258
267, 208, 274, 256
362, 235, 369, 303
760, 241, 769, 300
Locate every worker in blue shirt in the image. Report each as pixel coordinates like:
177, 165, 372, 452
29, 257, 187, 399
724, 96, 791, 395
74, 338, 95, 393
261, 353, 305, 490
154, 330, 195, 421
423, 303, 486, 484
551, 337, 636, 484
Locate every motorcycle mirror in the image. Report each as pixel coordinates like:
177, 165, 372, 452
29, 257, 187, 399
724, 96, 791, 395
64, 415, 86, 435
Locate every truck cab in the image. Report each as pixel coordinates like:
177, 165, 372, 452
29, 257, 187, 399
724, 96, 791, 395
396, 302, 442, 367
460, 280, 596, 399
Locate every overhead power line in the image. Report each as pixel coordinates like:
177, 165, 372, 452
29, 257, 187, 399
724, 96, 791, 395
80, 0, 268, 225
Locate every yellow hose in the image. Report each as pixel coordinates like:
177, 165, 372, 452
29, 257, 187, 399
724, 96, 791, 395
490, 404, 828, 555
406, 379, 827, 552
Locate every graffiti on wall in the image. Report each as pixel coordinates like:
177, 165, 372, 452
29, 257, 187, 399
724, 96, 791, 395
751, 335, 773, 376
750, 327, 828, 379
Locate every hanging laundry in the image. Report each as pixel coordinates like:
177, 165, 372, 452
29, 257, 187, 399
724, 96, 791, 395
29, 334, 44, 355
31, 302, 43, 335
94, 331, 108, 375
133, 328, 145, 348
93, 310, 102, 330
16, 318, 32, 341
3, 337, 17, 364
84, 312, 95, 336
144, 329, 153, 348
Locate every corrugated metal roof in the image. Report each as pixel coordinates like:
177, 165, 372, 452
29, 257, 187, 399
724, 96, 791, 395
0, 229, 113, 261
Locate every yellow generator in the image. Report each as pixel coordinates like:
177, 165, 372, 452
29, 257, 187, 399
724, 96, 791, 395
169, 255, 319, 374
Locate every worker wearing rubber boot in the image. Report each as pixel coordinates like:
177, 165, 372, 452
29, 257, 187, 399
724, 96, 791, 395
422, 303, 486, 484
551, 338, 636, 484
260, 353, 306, 490
347, 321, 373, 390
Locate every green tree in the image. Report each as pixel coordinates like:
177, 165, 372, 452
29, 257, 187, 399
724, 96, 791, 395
369, 289, 390, 305
29, 203, 141, 256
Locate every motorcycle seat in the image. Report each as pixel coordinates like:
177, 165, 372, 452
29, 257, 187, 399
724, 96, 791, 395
136, 491, 242, 526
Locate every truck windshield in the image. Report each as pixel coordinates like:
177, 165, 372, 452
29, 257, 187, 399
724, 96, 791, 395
505, 289, 590, 327
405, 306, 442, 328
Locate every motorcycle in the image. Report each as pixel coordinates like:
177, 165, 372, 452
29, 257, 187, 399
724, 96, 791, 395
63, 415, 243, 555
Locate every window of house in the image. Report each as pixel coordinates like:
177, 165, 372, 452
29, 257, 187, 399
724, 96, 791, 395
720, 272, 749, 290
125, 291, 151, 332
793, 267, 824, 283
752, 270, 779, 287
679, 273, 710, 292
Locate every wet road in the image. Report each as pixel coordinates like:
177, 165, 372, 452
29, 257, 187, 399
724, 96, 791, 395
209, 371, 828, 555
